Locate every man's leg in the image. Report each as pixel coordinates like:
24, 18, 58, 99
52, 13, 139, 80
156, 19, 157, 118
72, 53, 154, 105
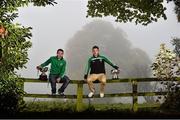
49, 74, 57, 94
87, 74, 98, 97
98, 73, 107, 98
58, 75, 70, 94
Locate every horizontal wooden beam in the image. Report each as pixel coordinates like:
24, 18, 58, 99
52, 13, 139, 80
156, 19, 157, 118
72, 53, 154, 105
83, 93, 133, 98
138, 92, 167, 96
25, 94, 77, 99
22, 77, 180, 84
24, 91, 168, 99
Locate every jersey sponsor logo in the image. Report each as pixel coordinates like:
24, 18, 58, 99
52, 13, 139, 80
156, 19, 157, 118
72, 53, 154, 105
59, 63, 63, 66
91, 57, 103, 61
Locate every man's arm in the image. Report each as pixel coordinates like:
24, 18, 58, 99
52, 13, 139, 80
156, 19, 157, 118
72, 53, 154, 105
59, 61, 66, 78
40, 57, 51, 68
84, 58, 91, 79
102, 56, 119, 69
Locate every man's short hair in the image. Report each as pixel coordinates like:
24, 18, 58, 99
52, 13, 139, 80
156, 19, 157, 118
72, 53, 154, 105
92, 45, 99, 50
57, 49, 64, 53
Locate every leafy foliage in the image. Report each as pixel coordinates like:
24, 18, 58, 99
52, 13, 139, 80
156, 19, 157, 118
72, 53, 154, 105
0, 23, 32, 74
167, 0, 180, 22
159, 38, 180, 111
160, 85, 180, 111
171, 37, 180, 57
151, 44, 176, 80
0, 23, 31, 114
0, 0, 56, 114
171, 38, 180, 76
87, 0, 167, 25
0, 0, 57, 22
87, 0, 180, 25
0, 76, 25, 115
151, 43, 180, 110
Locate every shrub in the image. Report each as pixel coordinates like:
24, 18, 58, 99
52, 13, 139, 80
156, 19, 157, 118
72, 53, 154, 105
0, 76, 25, 115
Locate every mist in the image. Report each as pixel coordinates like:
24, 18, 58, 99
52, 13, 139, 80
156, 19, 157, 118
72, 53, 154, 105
14, 0, 180, 78
65, 20, 155, 103
66, 20, 152, 79
12, 0, 180, 104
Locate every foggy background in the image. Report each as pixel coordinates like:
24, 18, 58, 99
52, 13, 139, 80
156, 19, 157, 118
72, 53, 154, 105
14, 0, 180, 103
15, 0, 180, 78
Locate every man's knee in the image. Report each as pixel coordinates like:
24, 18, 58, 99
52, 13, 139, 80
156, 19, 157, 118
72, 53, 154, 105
87, 74, 96, 82
49, 74, 56, 82
62, 75, 70, 83
87, 77, 93, 83
100, 76, 106, 84
101, 80, 106, 85
102, 76, 106, 82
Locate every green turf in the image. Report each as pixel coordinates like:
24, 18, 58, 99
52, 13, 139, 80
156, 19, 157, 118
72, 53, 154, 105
21, 101, 160, 113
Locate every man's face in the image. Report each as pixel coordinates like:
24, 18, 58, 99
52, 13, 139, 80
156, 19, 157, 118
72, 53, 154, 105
57, 51, 64, 58
92, 48, 99, 57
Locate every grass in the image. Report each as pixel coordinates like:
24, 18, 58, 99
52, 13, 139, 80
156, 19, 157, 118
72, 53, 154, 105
21, 100, 77, 113
94, 102, 160, 110
21, 100, 161, 112
1, 101, 180, 118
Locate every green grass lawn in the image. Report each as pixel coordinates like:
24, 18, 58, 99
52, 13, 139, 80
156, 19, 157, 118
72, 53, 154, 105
21, 100, 161, 112
1, 101, 180, 119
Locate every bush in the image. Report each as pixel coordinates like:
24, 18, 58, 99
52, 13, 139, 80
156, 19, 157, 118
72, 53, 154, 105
0, 76, 25, 115
161, 85, 180, 111
0, 0, 56, 116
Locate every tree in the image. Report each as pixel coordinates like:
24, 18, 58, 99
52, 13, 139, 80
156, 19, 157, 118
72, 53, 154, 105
151, 44, 176, 80
171, 37, 180, 57
0, 0, 56, 114
171, 37, 180, 76
168, 0, 180, 22
151, 43, 180, 104
151, 42, 180, 111
87, 0, 180, 25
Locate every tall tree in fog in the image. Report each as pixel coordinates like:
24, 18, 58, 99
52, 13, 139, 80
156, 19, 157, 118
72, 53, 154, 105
66, 20, 152, 79
65, 20, 154, 102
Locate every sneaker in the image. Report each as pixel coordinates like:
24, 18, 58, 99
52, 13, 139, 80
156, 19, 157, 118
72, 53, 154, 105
51, 93, 56, 95
100, 93, 104, 98
59, 92, 66, 98
88, 92, 94, 98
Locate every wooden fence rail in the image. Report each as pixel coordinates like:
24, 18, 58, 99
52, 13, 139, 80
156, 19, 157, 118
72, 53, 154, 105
22, 77, 180, 112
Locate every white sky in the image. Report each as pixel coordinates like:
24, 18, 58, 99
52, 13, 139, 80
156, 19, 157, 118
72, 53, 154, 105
15, 0, 180, 78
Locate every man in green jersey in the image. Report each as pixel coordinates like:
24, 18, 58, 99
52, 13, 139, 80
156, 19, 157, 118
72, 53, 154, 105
84, 46, 119, 98
37, 49, 70, 97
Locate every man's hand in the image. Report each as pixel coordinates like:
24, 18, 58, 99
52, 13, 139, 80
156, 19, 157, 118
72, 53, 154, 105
56, 77, 61, 83
113, 65, 119, 70
36, 66, 42, 70
84, 74, 88, 80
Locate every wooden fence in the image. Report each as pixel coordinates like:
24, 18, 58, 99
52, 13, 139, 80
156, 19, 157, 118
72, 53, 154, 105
23, 77, 180, 112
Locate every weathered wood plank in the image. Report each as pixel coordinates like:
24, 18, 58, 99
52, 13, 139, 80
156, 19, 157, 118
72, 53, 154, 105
24, 92, 168, 99
138, 92, 167, 96
25, 94, 77, 99
83, 93, 133, 98
22, 77, 180, 83
22, 77, 180, 112
76, 83, 84, 112
132, 80, 138, 112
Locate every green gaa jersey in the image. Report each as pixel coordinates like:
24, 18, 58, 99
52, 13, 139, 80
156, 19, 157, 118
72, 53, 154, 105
85, 55, 116, 75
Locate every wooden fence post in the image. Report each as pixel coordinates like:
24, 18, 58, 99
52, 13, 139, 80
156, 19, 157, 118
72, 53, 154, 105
76, 81, 83, 112
132, 79, 138, 112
